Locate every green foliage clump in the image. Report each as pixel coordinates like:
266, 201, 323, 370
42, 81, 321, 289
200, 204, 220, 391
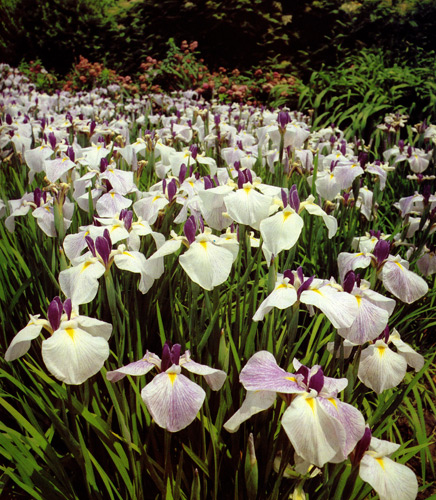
297, 48, 436, 142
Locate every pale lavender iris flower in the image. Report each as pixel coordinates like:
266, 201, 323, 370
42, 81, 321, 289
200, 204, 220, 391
224, 351, 365, 468
107, 342, 226, 432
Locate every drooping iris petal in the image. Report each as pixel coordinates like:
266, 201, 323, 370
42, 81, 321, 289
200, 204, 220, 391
59, 258, 106, 305
42, 325, 110, 385
180, 352, 226, 390
224, 183, 272, 229
4, 315, 46, 361
337, 289, 393, 344
337, 252, 373, 282
359, 438, 418, 500
252, 278, 298, 321
223, 390, 277, 433
389, 330, 424, 371
239, 351, 303, 393
281, 392, 346, 468
318, 397, 365, 462
141, 367, 206, 432
300, 283, 358, 329
260, 207, 304, 263
106, 351, 161, 382
358, 340, 407, 393
179, 237, 234, 291
381, 259, 428, 304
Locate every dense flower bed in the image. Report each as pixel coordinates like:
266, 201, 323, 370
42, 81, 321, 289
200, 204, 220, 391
0, 62, 435, 499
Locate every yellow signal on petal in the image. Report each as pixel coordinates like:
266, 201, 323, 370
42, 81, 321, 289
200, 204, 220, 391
377, 346, 386, 357
65, 328, 75, 340
375, 457, 385, 470
305, 397, 315, 412
81, 261, 93, 273
168, 373, 177, 385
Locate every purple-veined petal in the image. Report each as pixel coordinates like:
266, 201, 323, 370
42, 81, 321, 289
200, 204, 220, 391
240, 351, 304, 393
318, 397, 365, 461
381, 259, 428, 304
106, 351, 160, 382
180, 352, 226, 390
141, 368, 205, 432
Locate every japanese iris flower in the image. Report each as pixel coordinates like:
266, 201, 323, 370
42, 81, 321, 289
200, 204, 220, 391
106, 342, 226, 432
357, 327, 424, 393
352, 428, 418, 500
224, 351, 365, 468
4, 297, 112, 385
338, 239, 428, 304
338, 271, 396, 344
148, 216, 238, 291
253, 267, 358, 329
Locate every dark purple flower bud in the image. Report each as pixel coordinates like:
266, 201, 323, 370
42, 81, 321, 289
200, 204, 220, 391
184, 216, 197, 244
289, 184, 300, 212
47, 297, 63, 331
66, 146, 75, 162
103, 228, 112, 248
407, 145, 412, 157
179, 163, 187, 184
398, 139, 404, 153
204, 176, 213, 190
90, 120, 96, 135
237, 169, 245, 189
194, 172, 200, 180
234, 161, 241, 171
340, 140, 347, 156
213, 174, 219, 186
189, 144, 198, 160
281, 188, 288, 208
308, 367, 324, 393
41, 118, 47, 130
162, 178, 167, 195
63, 298, 72, 320
34, 187, 42, 207
245, 169, 253, 184
277, 110, 290, 131
368, 229, 381, 239
96, 235, 111, 266
358, 151, 368, 169
100, 158, 108, 173
6, 113, 12, 125
237, 140, 244, 150
119, 209, 127, 220
351, 427, 372, 466
161, 342, 172, 372
48, 132, 57, 150
422, 183, 432, 205
42, 191, 47, 204
214, 114, 221, 126
355, 273, 361, 288
373, 239, 390, 265
189, 165, 194, 177
283, 269, 294, 285
85, 235, 96, 257
296, 266, 304, 285
123, 211, 133, 231
382, 325, 390, 343
167, 179, 177, 203
343, 270, 356, 293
